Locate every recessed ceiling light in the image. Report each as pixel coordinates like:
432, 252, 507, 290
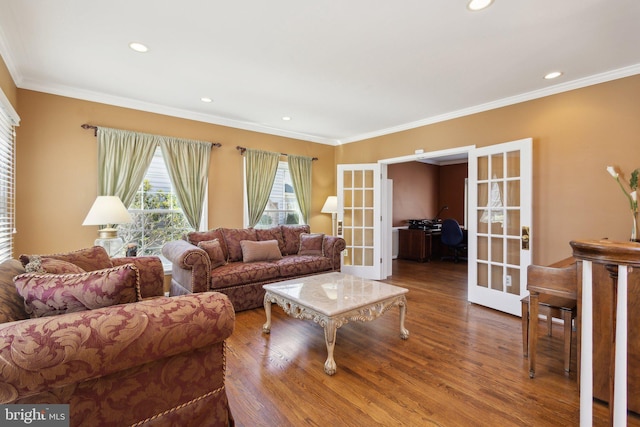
201, 97, 213, 103
467, 0, 494, 11
282, 116, 291, 121
544, 71, 563, 80
129, 42, 149, 53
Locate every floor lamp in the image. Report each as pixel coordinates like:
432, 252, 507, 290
321, 196, 338, 236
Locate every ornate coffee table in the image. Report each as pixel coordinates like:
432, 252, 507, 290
262, 272, 409, 375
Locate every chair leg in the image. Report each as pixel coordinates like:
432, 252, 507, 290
562, 309, 572, 372
522, 299, 529, 357
528, 293, 539, 378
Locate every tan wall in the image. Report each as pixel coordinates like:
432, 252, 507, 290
14, 90, 337, 256
388, 162, 439, 227
0, 54, 17, 112
388, 162, 467, 228
439, 163, 467, 226
337, 75, 640, 265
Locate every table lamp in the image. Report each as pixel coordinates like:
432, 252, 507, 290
321, 196, 338, 236
82, 195, 132, 256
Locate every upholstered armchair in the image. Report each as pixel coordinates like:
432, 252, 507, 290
0, 247, 236, 427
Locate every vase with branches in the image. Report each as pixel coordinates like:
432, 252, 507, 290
607, 165, 639, 242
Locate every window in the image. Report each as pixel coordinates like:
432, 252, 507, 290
0, 91, 18, 262
255, 162, 302, 229
117, 147, 195, 257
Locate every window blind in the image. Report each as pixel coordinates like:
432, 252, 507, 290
0, 90, 18, 262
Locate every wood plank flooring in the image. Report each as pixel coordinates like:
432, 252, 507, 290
225, 259, 640, 426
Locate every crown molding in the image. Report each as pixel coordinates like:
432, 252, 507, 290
7, 56, 640, 147
17, 78, 340, 146
339, 64, 640, 145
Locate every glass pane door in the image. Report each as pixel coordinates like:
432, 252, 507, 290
337, 164, 382, 280
468, 139, 532, 316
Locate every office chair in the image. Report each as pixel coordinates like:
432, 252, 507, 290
440, 219, 467, 262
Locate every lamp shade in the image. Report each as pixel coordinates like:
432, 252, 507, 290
321, 196, 338, 214
82, 196, 132, 228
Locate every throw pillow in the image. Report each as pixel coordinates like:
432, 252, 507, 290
197, 238, 227, 269
24, 256, 87, 275
298, 233, 325, 256
0, 259, 29, 322
20, 246, 113, 272
240, 240, 283, 263
255, 227, 287, 255
187, 228, 229, 261
221, 228, 257, 262
14, 263, 141, 318
281, 225, 311, 255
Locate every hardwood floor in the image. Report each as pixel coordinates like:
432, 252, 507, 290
225, 260, 640, 426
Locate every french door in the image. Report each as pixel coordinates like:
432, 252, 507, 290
337, 164, 385, 280
467, 138, 532, 316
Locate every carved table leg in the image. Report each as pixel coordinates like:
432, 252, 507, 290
323, 318, 338, 375
262, 295, 272, 334
399, 302, 409, 339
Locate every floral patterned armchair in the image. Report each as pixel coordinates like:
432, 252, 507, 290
0, 247, 235, 427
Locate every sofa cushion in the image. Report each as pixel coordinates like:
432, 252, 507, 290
298, 233, 325, 256
255, 227, 286, 255
20, 246, 113, 272
24, 256, 87, 274
210, 261, 280, 290
280, 225, 311, 255
221, 228, 257, 262
197, 239, 227, 269
14, 263, 141, 318
276, 255, 333, 278
186, 228, 229, 261
0, 259, 29, 323
241, 240, 282, 262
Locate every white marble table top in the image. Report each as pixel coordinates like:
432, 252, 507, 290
263, 272, 408, 317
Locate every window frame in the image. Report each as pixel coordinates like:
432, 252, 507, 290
0, 89, 19, 262
117, 146, 207, 267
244, 160, 303, 229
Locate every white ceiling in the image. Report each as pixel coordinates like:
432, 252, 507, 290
1, 0, 639, 146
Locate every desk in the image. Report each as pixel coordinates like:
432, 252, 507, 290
398, 229, 442, 262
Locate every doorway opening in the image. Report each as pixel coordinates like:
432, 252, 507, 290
381, 146, 473, 278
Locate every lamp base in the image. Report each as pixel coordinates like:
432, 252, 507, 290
95, 236, 124, 257
97, 227, 118, 239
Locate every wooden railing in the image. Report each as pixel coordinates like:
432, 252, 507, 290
570, 239, 640, 427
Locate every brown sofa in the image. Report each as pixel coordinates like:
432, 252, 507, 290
163, 225, 346, 311
0, 247, 235, 427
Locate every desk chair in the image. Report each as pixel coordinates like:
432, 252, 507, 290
440, 219, 467, 262
525, 257, 577, 378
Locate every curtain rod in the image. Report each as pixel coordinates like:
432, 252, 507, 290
81, 124, 222, 147
235, 145, 318, 161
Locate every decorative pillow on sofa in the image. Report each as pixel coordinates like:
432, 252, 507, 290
298, 233, 325, 256
19, 246, 113, 272
186, 228, 229, 261
197, 238, 227, 269
0, 259, 29, 323
14, 263, 141, 318
23, 255, 87, 275
255, 227, 287, 255
281, 225, 311, 255
240, 240, 283, 263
